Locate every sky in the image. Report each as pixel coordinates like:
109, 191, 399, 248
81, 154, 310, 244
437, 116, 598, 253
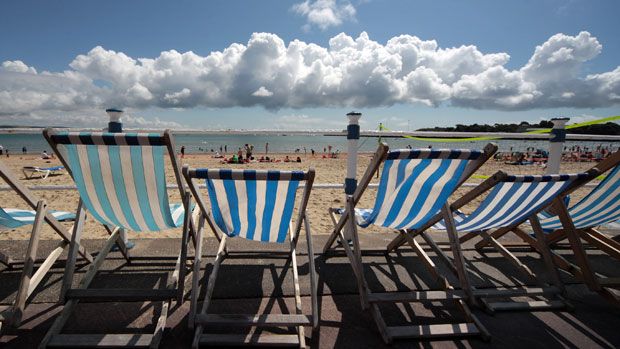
0, 0, 619, 130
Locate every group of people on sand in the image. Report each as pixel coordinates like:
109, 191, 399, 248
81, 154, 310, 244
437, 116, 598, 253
562, 145, 616, 162
219, 154, 302, 164
497, 144, 617, 165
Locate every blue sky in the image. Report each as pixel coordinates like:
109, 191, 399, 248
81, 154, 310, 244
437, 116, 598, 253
0, 0, 619, 130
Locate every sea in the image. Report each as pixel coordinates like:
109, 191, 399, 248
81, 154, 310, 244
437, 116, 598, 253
0, 132, 617, 155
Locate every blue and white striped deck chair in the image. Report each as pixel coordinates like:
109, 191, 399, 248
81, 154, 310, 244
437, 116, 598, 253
183, 167, 318, 348
437, 171, 591, 313
468, 151, 620, 306
0, 159, 93, 328
322, 143, 497, 344
41, 129, 190, 349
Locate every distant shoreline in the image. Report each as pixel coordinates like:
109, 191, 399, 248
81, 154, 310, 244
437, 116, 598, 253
2, 127, 620, 141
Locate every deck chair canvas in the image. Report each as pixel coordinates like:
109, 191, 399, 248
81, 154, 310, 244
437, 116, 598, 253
323, 143, 497, 344
472, 151, 620, 305
0, 160, 93, 330
183, 167, 318, 348
425, 171, 593, 314
39, 129, 192, 348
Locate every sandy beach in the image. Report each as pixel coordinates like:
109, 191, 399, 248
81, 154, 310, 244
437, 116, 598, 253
0, 151, 598, 241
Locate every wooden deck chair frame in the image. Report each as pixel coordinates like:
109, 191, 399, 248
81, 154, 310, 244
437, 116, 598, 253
322, 143, 497, 344
470, 151, 620, 305
0, 161, 93, 331
183, 166, 318, 348
434, 171, 597, 314
38, 129, 195, 348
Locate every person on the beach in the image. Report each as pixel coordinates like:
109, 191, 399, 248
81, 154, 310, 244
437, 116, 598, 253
296, 156, 302, 163
22, 146, 27, 154
225, 145, 227, 153
180, 146, 185, 158
311, 149, 315, 157
0, 145, 3, 155
41, 150, 51, 159
265, 142, 269, 154
284, 155, 290, 162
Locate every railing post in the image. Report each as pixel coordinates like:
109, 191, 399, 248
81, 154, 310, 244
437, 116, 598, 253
546, 117, 569, 174
106, 108, 123, 133
344, 112, 361, 241
106, 108, 133, 250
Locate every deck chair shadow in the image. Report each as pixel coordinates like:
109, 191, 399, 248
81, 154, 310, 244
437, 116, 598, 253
38, 129, 194, 348
183, 167, 318, 348
322, 143, 497, 344
472, 151, 620, 305
0, 160, 93, 331
420, 170, 595, 314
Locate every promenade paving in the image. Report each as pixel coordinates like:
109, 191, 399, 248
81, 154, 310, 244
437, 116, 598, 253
0, 233, 618, 348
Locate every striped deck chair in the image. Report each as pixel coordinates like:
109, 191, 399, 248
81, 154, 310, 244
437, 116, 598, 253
39, 129, 193, 348
322, 143, 497, 344
473, 151, 620, 305
183, 167, 317, 348
434, 171, 592, 314
0, 160, 93, 330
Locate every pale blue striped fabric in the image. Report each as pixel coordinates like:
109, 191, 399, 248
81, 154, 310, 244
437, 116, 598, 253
196, 169, 304, 243
435, 174, 587, 233
0, 208, 74, 230
539, 165, 620, 230
347, 149, 482, 230
50, 132, 183, 232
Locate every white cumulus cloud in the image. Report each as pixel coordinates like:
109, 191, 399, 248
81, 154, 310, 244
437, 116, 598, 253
292, 0, 356, 31
1, 31, 619, 126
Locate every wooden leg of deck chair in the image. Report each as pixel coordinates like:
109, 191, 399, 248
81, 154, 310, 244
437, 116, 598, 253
39, 230, 119, 349
545, 229, 568, 245
478, 231, 538, 283
304, 214, 319, 329
10, 201, 47, 327
555, 199, 601, 291
581, 228, 620, 260
401, 232, 449, 289
459, 232, 480, 245
346, 196, 369, 309
192, 236, 227, 349
419, 231, 458, 276
189, 213, 205, 330
530, 217, 566, 294
176, 191, 193, 304
103, 225, 130, 263
442, 204, 476, 306
151, 229, 188, 349
513, 227, 585, 281
474, 226, 512, 250
289, 224, 306, 348
60, 201, 87, 303
323, 208, 347, 254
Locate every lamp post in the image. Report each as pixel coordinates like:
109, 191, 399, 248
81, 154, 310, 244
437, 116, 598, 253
546, 117, 569, 174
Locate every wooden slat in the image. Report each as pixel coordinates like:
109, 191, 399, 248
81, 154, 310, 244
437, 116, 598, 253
65, 288, 176, 302
386, 323, 480, 339
598, 277, 620, 287
472, 286, 560, 298
486, 300, 565, 311
367, 290, 466, 303
196, 314, 311, 326
48, 334, 153, 347
199, 333, 300, 347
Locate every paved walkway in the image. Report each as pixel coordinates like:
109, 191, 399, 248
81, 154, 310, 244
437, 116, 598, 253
0, 234, 618, 348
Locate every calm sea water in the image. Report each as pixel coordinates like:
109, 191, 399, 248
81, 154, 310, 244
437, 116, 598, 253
0, 132, 617, 155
